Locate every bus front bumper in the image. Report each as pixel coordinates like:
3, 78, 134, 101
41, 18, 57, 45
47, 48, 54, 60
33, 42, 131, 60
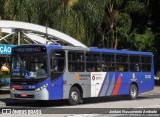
10, 88, 49, 100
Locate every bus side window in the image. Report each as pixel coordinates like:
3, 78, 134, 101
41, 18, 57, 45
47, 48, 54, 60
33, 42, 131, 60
129, 55, 141, 72
141, 56, 151, 72
68, 51, 84, 72
102, 53, 115, 72
50, 50, 65, 81
97, 64, 101, 72
118, 64, 124, 72
135, 64, 140, 71
116, 54, 128, 72
86, 52, 101, 72
51, 59, 58, 72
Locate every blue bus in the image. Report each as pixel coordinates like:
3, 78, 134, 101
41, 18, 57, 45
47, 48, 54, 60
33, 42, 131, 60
10, 44, 154, 105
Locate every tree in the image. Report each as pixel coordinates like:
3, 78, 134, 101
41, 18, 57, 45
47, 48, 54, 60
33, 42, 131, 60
129, 28, 155, 52
0, 0, 5, 19
102, 3, 118, 48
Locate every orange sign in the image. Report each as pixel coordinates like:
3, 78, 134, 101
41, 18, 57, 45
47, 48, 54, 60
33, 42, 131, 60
75, 74, 80, 80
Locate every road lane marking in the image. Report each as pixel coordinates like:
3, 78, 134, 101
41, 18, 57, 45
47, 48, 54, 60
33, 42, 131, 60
67, 114, 100, 117
137, 105, 160, 108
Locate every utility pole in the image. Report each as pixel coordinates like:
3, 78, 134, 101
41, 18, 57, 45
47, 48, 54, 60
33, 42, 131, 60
17, 29, 21, 45
45, 0, 49, 44
45, 24, 48, 44
0, 16, 2, 39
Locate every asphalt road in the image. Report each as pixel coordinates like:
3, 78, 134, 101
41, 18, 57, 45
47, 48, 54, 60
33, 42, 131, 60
0, 86, 160, 117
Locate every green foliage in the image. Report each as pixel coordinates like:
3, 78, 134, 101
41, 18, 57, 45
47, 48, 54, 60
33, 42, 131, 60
0, 0, 5, 18
129, 28, 155, 51
0, 0, 158, 52
116, 13, 132, 33
125, 0, 148, 15
2, 0, 160, 72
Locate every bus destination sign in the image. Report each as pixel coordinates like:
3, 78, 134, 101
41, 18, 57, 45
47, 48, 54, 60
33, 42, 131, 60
12, 46, 46, 53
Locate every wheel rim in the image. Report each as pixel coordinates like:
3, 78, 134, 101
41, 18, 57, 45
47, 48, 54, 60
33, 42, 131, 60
131, 87, 137, 97
71, 91, 78, 102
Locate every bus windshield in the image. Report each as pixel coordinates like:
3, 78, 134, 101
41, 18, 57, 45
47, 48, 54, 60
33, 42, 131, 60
11, 54, 47, 79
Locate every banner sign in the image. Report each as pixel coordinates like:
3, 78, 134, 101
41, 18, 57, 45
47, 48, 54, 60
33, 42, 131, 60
0, 44, 14, 55
0, 108, 160, 115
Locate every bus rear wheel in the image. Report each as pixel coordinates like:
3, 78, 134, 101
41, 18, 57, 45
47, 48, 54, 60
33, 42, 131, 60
68, 87, 81, 105
129, 84, 138, 100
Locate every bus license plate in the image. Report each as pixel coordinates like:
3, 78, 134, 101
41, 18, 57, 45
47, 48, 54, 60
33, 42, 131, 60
20, 93, 27, 97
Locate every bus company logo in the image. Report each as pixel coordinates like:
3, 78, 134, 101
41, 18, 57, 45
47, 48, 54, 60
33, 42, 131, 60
75, 74, 80, 80
92, 76, 95, 81
2, 109, 11, 114
131, 73, 137, 81
75, 74, 89, 80
2, 109, 42, 114
145, 75, 151, 79
132, 73, 136, 79
91, 74, 103, 81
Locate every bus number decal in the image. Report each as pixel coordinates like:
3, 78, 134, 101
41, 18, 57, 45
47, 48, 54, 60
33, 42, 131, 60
145, 75, 151, 79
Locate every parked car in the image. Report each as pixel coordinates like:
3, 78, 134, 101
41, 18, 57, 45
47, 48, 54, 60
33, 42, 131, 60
154, 75, 160, 85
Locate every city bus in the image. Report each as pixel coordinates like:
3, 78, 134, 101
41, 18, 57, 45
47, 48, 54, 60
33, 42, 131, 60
10, 44, 154, 105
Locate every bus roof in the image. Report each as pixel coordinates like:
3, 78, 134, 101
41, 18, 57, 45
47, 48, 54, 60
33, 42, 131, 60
89, 47, 153, 55
14, 44, 153, 55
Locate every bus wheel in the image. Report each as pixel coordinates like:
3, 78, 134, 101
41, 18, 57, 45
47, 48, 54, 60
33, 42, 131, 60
68, 87, 80, 105
129, 84, 138, 100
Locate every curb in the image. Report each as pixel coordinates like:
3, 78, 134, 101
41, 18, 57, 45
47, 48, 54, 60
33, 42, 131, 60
0, 101, 6, 107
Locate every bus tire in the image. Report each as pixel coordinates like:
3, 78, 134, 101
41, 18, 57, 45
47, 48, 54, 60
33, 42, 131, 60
129, 84, 138, 100
68, 87, 80, 105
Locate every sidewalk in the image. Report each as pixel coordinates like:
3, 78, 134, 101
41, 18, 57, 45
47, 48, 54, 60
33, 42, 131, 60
0, 86, 10, 91
0, 86, 10, 107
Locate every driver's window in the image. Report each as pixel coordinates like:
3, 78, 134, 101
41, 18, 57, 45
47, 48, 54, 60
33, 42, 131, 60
50, 50, 65, 81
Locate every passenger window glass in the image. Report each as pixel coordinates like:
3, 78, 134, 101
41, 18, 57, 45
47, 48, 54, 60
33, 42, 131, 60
68, 51, 84, 72
50, 50, 65, 81
141, 56, 151, 72
116, 54, 128, 72
102, 53, 115, 72
130, 55, 141, 72
86, 52, 101, 72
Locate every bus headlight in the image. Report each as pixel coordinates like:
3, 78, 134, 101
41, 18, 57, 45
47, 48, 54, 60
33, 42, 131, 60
35, 84, 48, 92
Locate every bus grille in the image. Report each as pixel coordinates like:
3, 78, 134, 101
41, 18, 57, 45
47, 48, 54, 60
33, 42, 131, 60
11, 78, 46, 85
14, 94, 34, 98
